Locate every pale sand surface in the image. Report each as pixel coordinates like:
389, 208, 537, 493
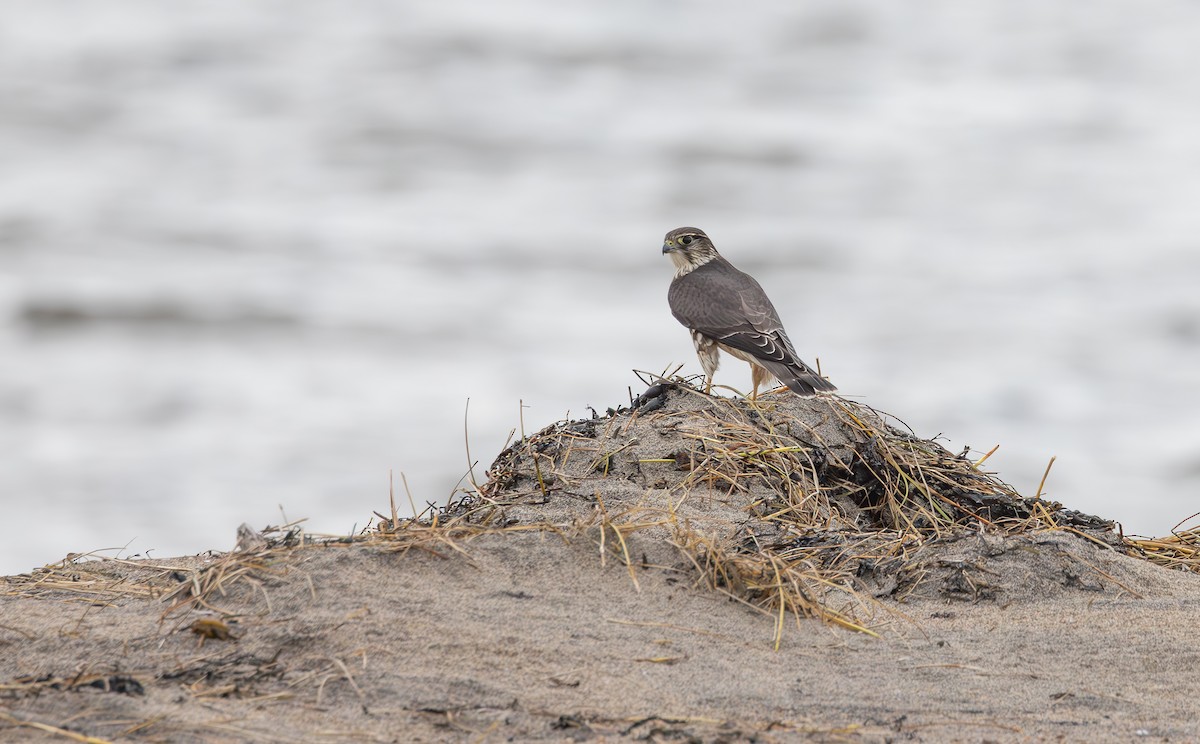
3, 387, 1199, 742
1, 534, 1198, 743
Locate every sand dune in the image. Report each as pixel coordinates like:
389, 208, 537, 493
3, 382, 1198, 742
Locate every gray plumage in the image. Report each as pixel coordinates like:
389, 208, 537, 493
662, 226, 836, 398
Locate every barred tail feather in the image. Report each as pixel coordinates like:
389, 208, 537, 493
763, 359, 837, 397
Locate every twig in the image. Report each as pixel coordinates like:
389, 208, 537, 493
1034, 456, 1057, 499
463, 399, 482, 497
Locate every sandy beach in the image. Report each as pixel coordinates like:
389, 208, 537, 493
3, 383, 1198, 743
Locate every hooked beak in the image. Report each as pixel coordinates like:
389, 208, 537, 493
662, 241, 675, 254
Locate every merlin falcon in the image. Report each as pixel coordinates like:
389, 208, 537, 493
662, 226, 836, 398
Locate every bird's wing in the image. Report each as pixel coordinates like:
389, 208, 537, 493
669, 260, 797, 365
669, 259, 837, 394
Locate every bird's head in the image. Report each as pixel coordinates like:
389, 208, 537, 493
662, 227, 719, 275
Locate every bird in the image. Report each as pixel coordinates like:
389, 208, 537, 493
662, 226, 836, 399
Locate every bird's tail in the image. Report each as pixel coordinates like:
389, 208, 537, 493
764, 359, 837, 396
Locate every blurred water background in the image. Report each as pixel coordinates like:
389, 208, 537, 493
3, 2, 1199, 575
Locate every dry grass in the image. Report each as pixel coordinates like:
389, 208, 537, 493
1123, 514, 1200, 572
3, 556, 178, 604
11, 376, 1192, 641
397, 375, 1198, 635
0, 710, 118, 744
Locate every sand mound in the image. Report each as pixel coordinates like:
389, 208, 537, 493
451, 379, 1180, 633
3, 377, 1199, 742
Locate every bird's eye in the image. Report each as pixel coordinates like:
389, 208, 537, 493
680, 235, 694, 246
